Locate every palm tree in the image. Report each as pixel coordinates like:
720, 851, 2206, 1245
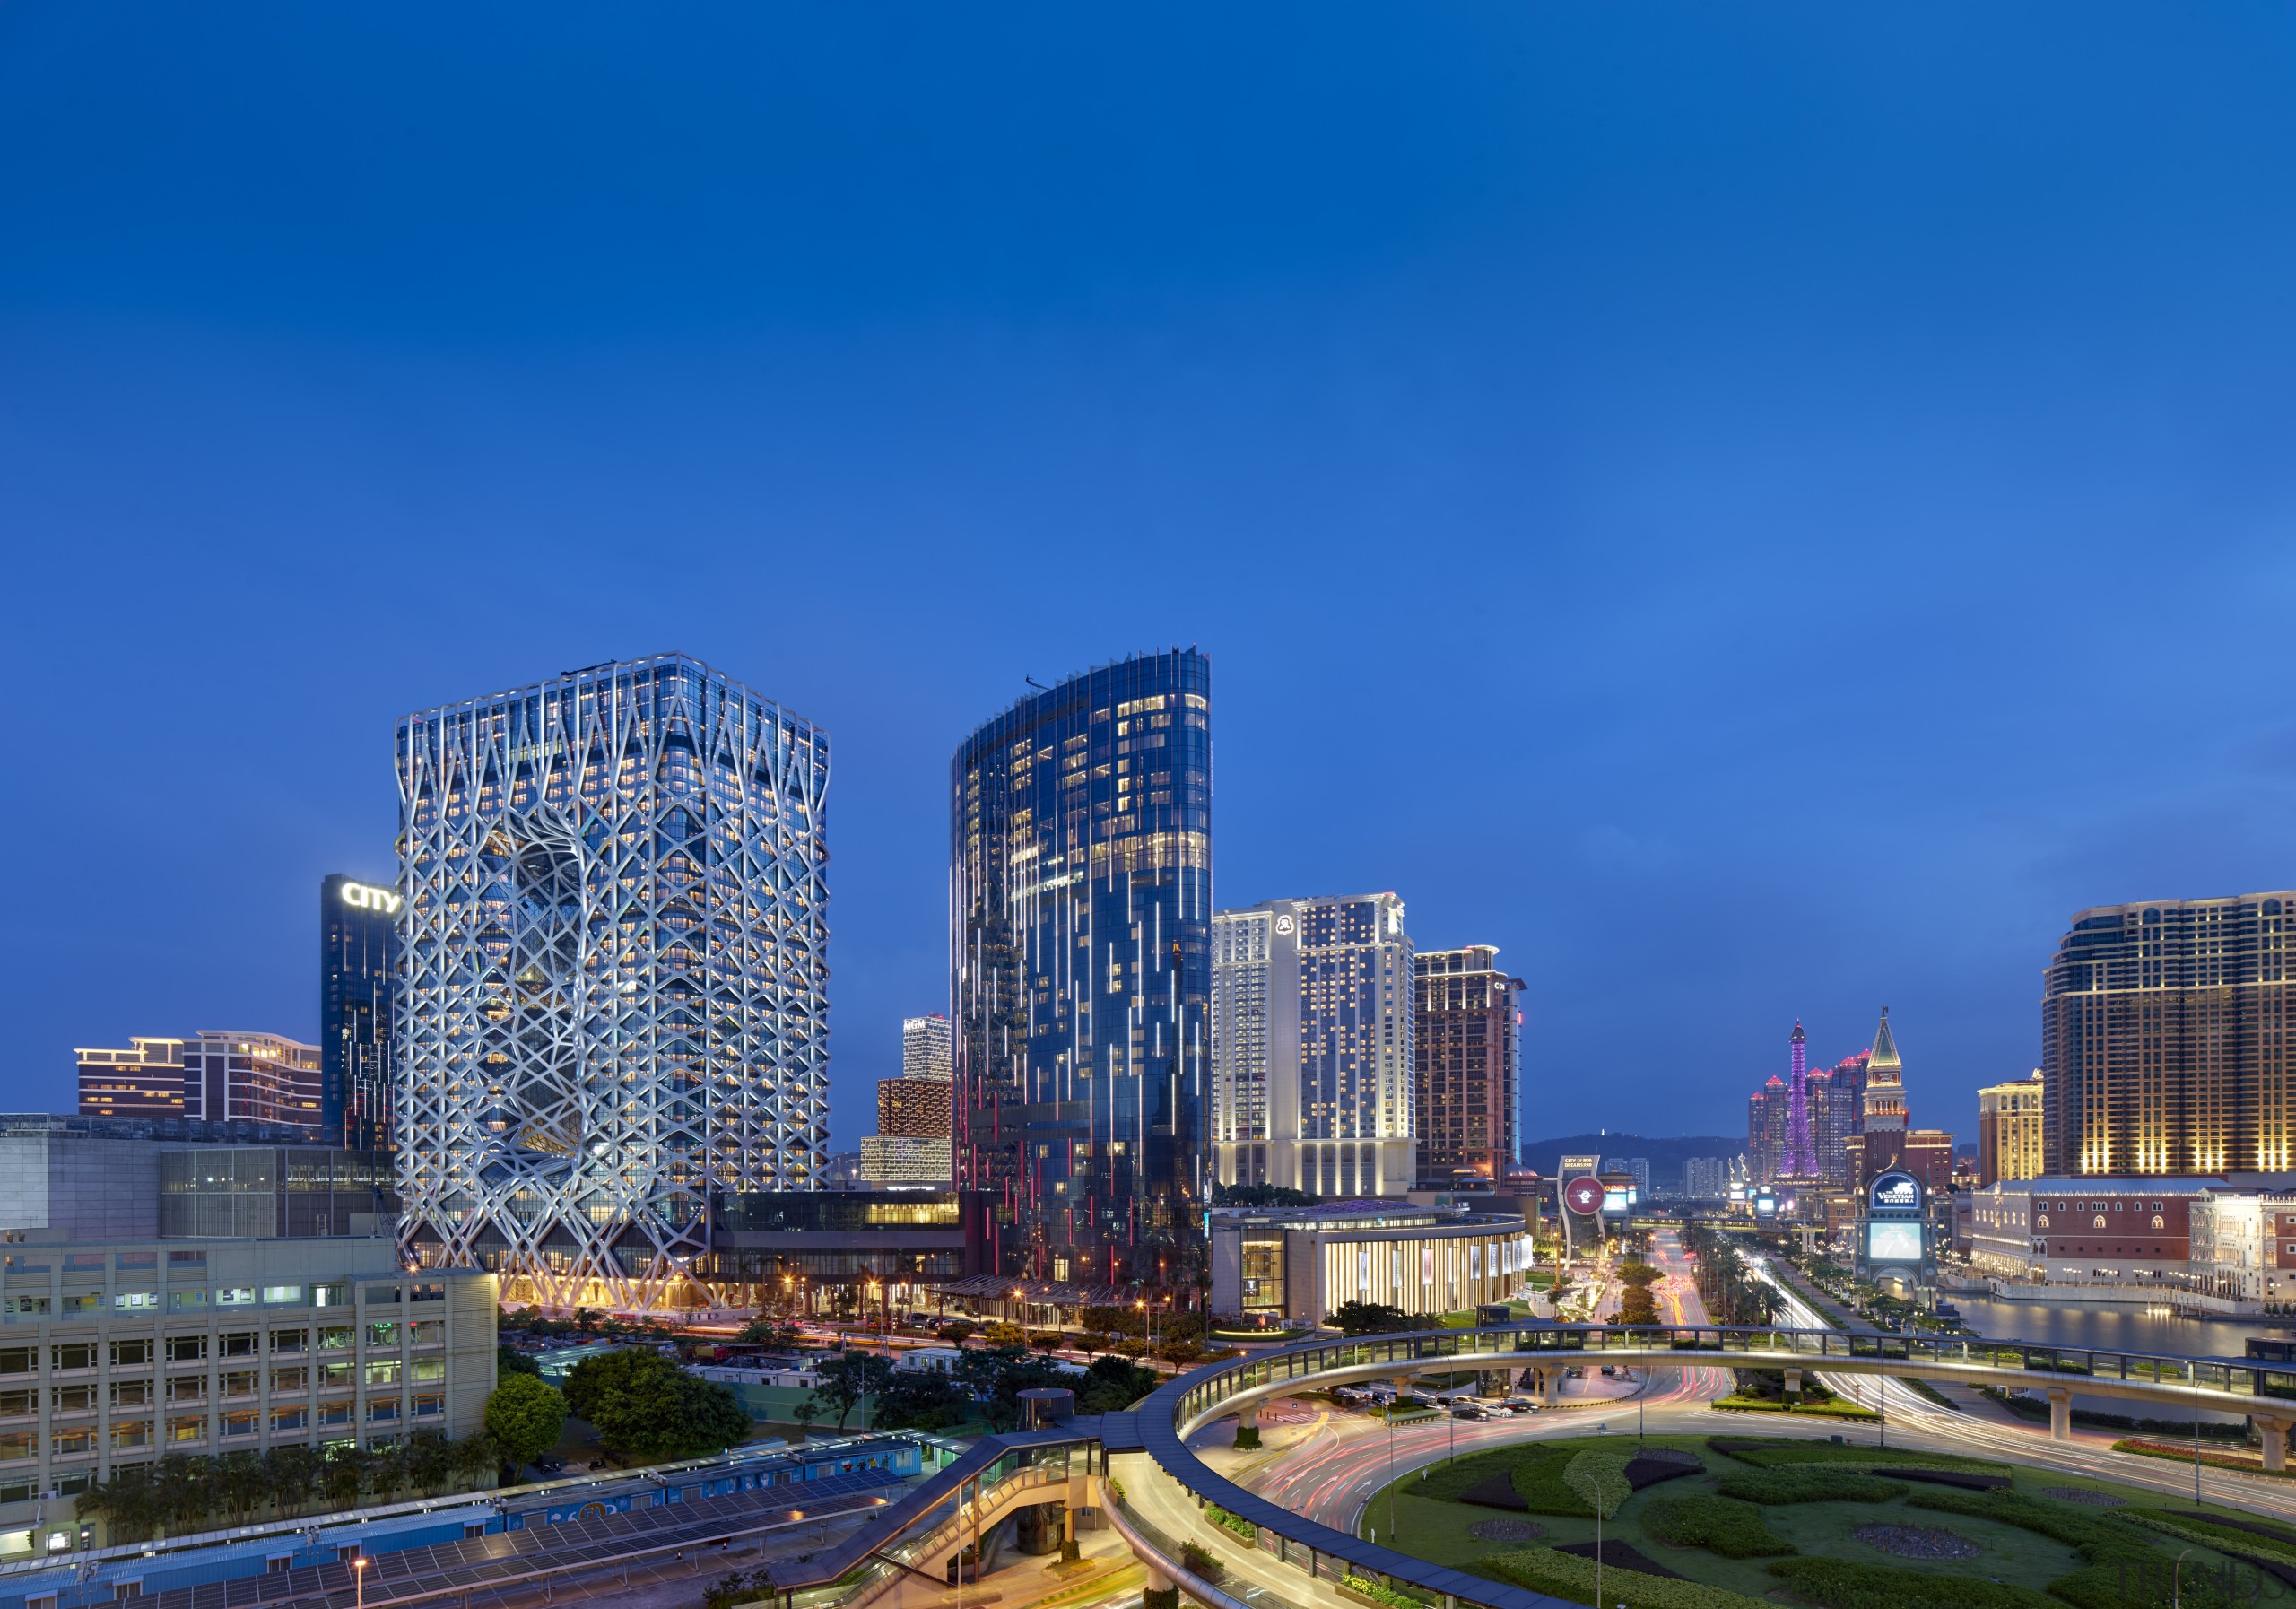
265, 1445, 323, 1518
449, 1431, 499, 1492
152, 1454, 212, 1536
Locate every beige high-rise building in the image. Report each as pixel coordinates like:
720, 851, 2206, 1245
1978, 1071, 2045, 1187
1212, 894, 1416, 1197
2042, 893, 2296, 1176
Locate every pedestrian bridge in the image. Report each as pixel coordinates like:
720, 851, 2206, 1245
756, 1324, 2296, 1609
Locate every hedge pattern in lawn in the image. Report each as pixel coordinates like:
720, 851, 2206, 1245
1873, 1466, 2007, 1490
1764, 1555, 2057, 1608
1623, 1455, 1702, 1492
1897, 1487, 2256, 1609
1477, 1547, 1775, 1609
1561, 1449, 1633, 1519
1713, 1465, 1906, 1505
1509, 1445, 1599, 1517
1642, 1494, 1793, 1558
1553, 1538, 1687, 1579
1704, 1436, 2002, 1471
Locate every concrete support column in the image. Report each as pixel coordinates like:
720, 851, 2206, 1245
1141, 1561, 1174, 1592
2047, 1387, 2073, 1441
1538, 1367, 1561, 1407
1783, 1369, 1802, 1403
2257, 1415, 2292, 1474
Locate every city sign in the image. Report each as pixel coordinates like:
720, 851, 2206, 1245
1869, 1170, 1921, 1213
1563, 1177, 1605, 1215
340, 881, 403, 915
1274, 914, 1296, 935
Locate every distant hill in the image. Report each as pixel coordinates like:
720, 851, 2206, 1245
1518, 1133, 1741, 1187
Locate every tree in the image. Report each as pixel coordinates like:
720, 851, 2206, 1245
404, 1431, 455, 1496
1030, 1332, 1065, 1355
485, 1372, 570, 1474
955, 1345, 1074, 1432
362, 1442, 407, 1502
936, 1320, 977, 1344
572, 1307, 601, 1334
450, 1431, 500, 1491
562, 1348, 752, 1461
321, 1447, 369, 1512
702, 1568, 776, 1609
498, 1345, 543, 1378
801, 1352, 893, 1431
152, 1453, 212, 1535
78, 1462, 159, 1544
736, 1317, 801, 1349
1074, 1332, 1112, 1361
868, 1370, 970, 1432
979, 1321, 1028, 1349
1329, 1300, 1415, 1336
1157, 1338, 1203, 1366
1212, 1182, 1319, 1208
214, 1449, 268, 1526
265, 1445, 324, 1518
1077, 1355, 1159, 1414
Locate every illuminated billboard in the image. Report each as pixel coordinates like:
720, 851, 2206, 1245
1866, 1221, 1923, 1263
1603, 1187, 1630, 1214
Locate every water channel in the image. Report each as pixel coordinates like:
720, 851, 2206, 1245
1948, 1294, 2296, 1425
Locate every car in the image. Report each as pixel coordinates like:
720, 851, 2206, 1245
1501, 1397, 1539, 1414
1330, 1387, 1365, 1405
1448, 1402, 1492, 1420
533, 1456, 565, 1475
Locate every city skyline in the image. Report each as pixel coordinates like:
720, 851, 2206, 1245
11, 8, 2296, 1149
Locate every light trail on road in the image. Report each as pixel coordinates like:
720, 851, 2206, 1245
1224, 1227, 2296, 1539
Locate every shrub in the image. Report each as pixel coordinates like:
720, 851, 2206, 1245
1143, 1589, 1178, 1609
1478, 1547, 1775, 1609
1714, 1466, 1904, 1505
1233, 1424, 1261, 1449
1341, 1575, 1433, 1609
1562, 1449, 1633, 1518
2125, 1508, 2296, 1565
1703, 1437, 2000, 1472
1178, 1540, 1222, 1581
1901, 1488, 2153, 1564
1763, 1556, 2057, 1609
1642, 1494, 1793, 1558
1205, 1503, 1257, 1544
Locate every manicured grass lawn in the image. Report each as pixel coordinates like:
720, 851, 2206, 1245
1359, 1431, 2270, 1605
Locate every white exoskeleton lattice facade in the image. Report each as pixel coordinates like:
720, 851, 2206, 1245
393, 654, 829, 1312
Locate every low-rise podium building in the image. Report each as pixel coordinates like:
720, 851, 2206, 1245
1207, 1198, 1530, 1326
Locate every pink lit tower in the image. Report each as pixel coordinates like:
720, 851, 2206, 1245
1779, 1021, 1820, 1178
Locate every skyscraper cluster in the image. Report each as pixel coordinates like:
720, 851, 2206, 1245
1746, 1010, 1952, 1195
68, 646, 1532, 1316
946, 650, 1526, 1292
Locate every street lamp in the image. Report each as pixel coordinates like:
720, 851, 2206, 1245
352, 1555, 368, 1609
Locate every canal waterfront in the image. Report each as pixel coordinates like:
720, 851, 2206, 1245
1949, 1295, 2296, 1424
1951, 1295, 2296, 1362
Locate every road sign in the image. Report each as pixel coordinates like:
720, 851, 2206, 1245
1564, 1177, 1605, 1215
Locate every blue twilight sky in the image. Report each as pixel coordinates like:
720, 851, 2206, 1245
4, 4, 2296, 1151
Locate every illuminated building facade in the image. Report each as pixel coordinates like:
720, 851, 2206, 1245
77, 1038, 189, 1119
1812, 1051, 1868, 1189
1978, 1071, 2045, 1187
1212, 894, 1416, 1197
2042, 893, 2296, 1178
1778, 1022, 1819, 1178
903, 1013, 953, 1083
1747, 1076, 1787, 1181
321, 874, 401, 1151
1411, 946, 1523, 1187
952, 650, 1212, 1289
395, 654, 830, 1312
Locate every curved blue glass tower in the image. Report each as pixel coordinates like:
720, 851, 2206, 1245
952, 649, 1212, 1291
